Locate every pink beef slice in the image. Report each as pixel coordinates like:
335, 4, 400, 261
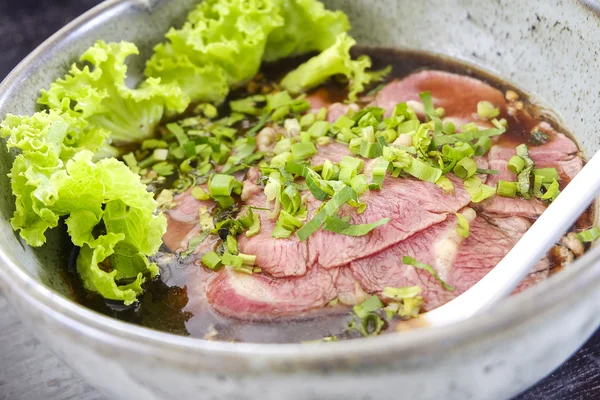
480, 122, 583, 217
350, 209, 549, 311
308, 175, 471, 270
163, 187, 216, 252
205, 265, 338, 320
373, 70, 507, 126
237, 169, 310, 278
305, 87, 359, 123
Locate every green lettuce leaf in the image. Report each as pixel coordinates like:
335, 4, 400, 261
145, 0, 284, 103
263, 0, 350, 61
280, 33, 379, 101
38, 41, 188, 146
0, 110, 166, 304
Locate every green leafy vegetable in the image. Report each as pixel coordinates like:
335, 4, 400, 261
516, 144, 535, 198
281, 33, 382, 101
39, 41, 187, 148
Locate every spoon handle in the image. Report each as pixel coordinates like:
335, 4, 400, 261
423, 151, 600, 326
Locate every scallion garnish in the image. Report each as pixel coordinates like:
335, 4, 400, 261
455, 212, 470, 238
402, 256, 454, 291
453, 157, 478, 179
477, 100, 500, 119
404, 158, 442, 183
322, 215, 389, 237
202, 251, 223, 270
577, 227, 600, 243
496, 180, 518, 198
297, 186, 357, 241
507, 155, 525, 174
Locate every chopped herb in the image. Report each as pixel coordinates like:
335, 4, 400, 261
323, 215, 390, 237
455, 212, 470, 238
402, 256, 454, 291
577, 227, 600, 242
530, 130, 550, 146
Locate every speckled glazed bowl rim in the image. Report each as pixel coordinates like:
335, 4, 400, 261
1, 0, 599, 363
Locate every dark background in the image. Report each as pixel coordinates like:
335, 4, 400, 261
0, 0, 598, 399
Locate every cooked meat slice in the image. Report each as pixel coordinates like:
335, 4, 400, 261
163, 187, 216, 252
350, 212, 549, 311
205, 265, 338, 320
373, 70, 507, 127
308, 175, 471, 270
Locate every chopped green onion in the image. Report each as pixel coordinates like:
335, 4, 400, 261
419, 91, 443, 135
230, 95, 265, 115
477, 101, 500, 119
352, 295, 384, 319
291, 142, 317, 160
247, 113, 270, 137
307, 121, 330, 137
359, 141, 383, 158
577, 227, 600, 242
316, 107, 328, 121
497, 180, 518, 198
192, 187, 211, 201
402, 256, 454, 291
123, 152, 139, 174
339, 167, 357, 185
455, 213, 470, 238
323, 216, 389, 237
431, 127, 505, 148
281, 185, 302, 214
516, 144, 535, 198
273, 210, 302, 238
397, 120, 420, 134
443, 121, 456, 135
476, 168, 498, 175
541, 179, 560, 201
533, 174, 545, 198
297, 186, 357, 241
464, 176, 496, 203
453, 157, 478, 179
404, 158, 442, 183
382, 286, 422, 301
321, 160, 338, 180
340, 156, 364, 172
202, 251, 222, 270
226, 235, 239, 255
474, 136, 492, 156
300, 113, 316, 128
181, 231, 210, 259
529, 130, 549, 146
435, 175, 454, 194
534, 168, 559, 184
350, 174, 369, 195
239, 208, 261, 237
333, 115, 355, 130
508, 155, 525, 174
370, 158, 389, 190
209, 174, 235, 197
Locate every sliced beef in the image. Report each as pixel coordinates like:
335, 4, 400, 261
479, 159, 547, 218
311, 141, 352, 165
237, 175, 310, 278
350, 210, 549, 311
373, 70, 507, 127
163, 187, 216, 252
335, 266, 369, 306
309, 175, 471, 269
305, 87, 358, 123
205, 265, 338, 320
481, 121, 583, 217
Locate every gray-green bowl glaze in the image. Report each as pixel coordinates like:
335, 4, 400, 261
1, 1, 599, 399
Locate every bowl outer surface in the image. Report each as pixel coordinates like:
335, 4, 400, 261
0, 0, 599, 399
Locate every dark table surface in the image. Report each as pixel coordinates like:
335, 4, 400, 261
0, 1, 599, 399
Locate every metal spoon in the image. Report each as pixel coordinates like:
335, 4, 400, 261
421, 150, 600, 326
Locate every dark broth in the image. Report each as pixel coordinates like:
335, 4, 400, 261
65, 48, 594, 342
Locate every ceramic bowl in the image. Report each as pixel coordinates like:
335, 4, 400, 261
1, 1, 599, 399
